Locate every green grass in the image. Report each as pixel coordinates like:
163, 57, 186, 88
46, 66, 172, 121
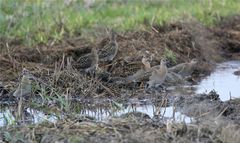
0, 0, 240, 46
164, 48, 177, 64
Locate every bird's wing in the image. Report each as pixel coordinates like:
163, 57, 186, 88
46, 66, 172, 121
99, 43, 117, 59
149, 70, 158, 81
126, 69, 151, 82
179, 63, 195, 76
169, 63, 185, 73
126, 69, 143, 82
77, 55, 92, 68
178, 65, 186, 74
98, 45, 110, 58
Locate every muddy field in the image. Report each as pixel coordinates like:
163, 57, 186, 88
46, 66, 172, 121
1, 15, 240, 143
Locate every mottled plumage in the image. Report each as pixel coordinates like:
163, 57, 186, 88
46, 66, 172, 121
76, 47, 98, 73
141, 55, 151, 70
169, 59, 198, 77
13, 69, 32, 98
125, 56, 153, 82
165, 71, 184, 84
98, 31, 118, 62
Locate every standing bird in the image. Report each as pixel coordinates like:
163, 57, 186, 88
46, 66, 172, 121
146, 58, 168, 89
168, 58, 198, 77
98, 31, 118, 62
76, 47, 99, 74
13, 69, 33, 98
125, 56, 153, 83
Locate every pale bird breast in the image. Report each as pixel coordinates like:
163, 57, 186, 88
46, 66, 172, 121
20, 80, 31, 91
21, 76, 31, 84
143, 63, 151, 70
157, 66, 167, 78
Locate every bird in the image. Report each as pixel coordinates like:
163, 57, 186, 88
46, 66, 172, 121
76, 47, 99, 73
146, 58, 168, 89
13, 68, 33, 98
125, 56, 153, 83
98, 30, 118, 62
168, 58, 198, 77
165, 71, 184, 84
141, 55, 151, 70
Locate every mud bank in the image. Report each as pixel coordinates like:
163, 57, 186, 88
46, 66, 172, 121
1, 94, 240, 143
0, 18, 225, 82
1, 15, 240, 143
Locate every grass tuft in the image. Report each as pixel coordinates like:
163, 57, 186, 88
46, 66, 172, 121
0, 0, 240, 46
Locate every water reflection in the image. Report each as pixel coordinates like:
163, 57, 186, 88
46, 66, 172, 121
2, 61, 239, 126
0, 107, 58, 127
1, 103, 191, 126
196, 61, 240, 101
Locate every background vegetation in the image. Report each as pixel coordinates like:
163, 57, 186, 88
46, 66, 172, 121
0, 0, 240, 46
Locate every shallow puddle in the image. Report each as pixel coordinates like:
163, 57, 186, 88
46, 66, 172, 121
82, 104, 192, 123
0, 102, 192, 126
196, 61, 240, 101
2, 61, 238, 127
0, 107, 58, 126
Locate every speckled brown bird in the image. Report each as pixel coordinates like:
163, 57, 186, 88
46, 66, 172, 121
13, 69, 33, 98
125, 56, 153, 83
76, 47, 98, 73
98, 31, 118, 62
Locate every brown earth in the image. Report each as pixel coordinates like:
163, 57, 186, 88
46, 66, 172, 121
2, 94, 240, 143
1, 16, 240, 100
213, 15, 240, 59
0, 15, 240, 143
1, 16, 234, 86
0, 15, 240, 112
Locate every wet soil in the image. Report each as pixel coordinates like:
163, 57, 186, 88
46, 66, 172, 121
1, 15, 240, 142
1, 93, 240, 143
213, 15, 240, 60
